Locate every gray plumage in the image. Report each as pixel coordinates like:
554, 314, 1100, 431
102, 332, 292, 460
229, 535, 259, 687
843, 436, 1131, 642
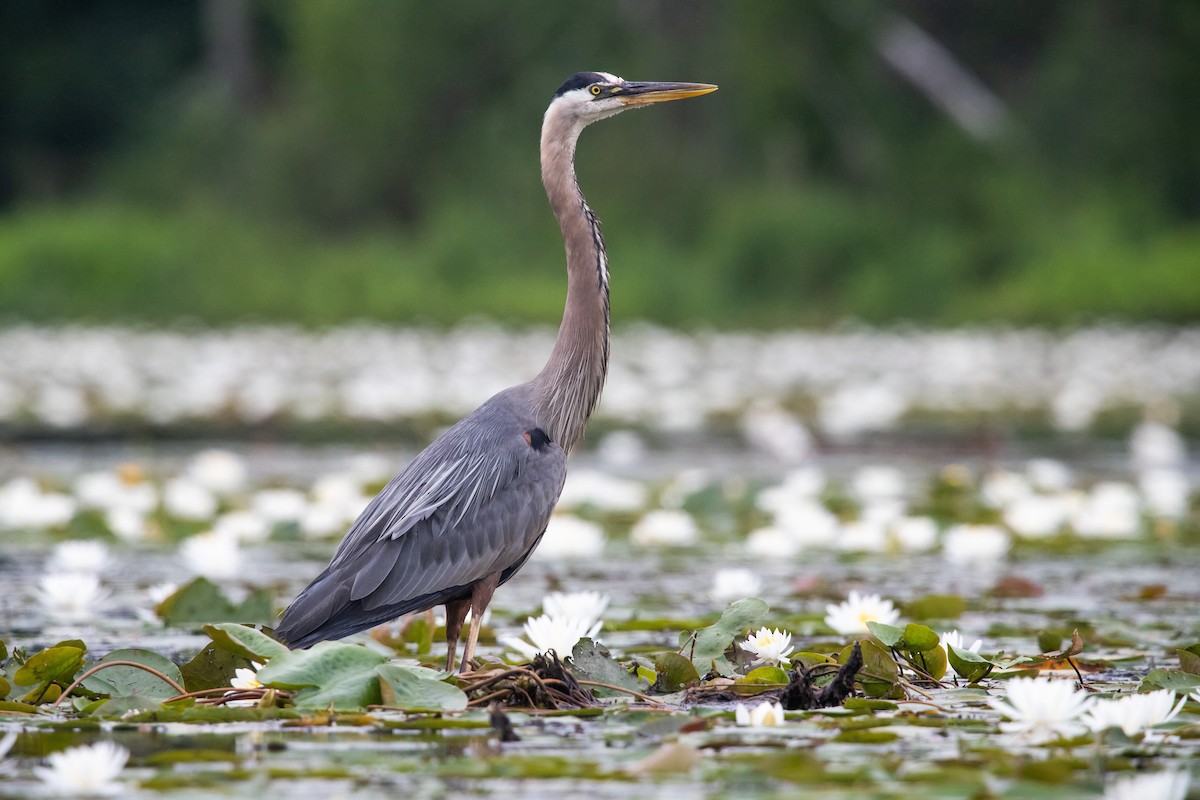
277, 72, 716, 670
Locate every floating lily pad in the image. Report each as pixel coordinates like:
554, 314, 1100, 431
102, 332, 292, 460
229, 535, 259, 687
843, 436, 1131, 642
653, 652, 700, 693
89, 694, 164, 718
13, 645, 84, 688
180, 641, 253, 692
865, 621, 903, 647
905, 594, 966, 619
571, 639, 645, 698
737, 665, 789, 687
947, 643, 992, 683
80, 648, 184, 700
1139, 668, 1200, 693
203, 622, 289, 662
1177, 645, 1200, 676
257, 641, 386, 710
376, 663, 468, 711
159, 577, 274, 626
686, 598, 768, 676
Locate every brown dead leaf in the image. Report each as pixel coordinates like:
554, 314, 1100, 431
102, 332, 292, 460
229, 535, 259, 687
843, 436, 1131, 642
989, 574, 1045, 598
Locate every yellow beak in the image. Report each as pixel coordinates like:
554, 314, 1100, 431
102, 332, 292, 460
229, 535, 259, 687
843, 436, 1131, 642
615, 81, 718, 106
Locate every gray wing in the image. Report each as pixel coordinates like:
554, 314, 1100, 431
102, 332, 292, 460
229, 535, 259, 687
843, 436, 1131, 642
278, 397, 566, 648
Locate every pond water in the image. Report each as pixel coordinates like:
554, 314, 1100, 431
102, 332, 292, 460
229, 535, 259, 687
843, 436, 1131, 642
1, 323, 1198, 797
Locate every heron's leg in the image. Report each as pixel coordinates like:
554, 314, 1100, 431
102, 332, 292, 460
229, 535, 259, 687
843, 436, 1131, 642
443, 598, 470, 673
460, 572, 501, 673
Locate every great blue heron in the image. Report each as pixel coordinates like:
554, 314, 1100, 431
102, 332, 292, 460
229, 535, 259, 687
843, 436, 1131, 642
277, 72, 717, 671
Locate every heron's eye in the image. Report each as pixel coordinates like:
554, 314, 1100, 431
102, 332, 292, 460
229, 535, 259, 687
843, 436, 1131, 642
589, 85, 602, 96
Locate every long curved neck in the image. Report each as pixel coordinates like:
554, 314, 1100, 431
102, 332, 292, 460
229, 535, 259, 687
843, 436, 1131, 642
531, 105, 611, 454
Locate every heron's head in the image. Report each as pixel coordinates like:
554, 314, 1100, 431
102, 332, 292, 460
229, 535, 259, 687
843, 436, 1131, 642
549, 71, 717, 127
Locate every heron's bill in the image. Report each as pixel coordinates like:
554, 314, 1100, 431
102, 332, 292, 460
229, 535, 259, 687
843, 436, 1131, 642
616, 82, 718, 106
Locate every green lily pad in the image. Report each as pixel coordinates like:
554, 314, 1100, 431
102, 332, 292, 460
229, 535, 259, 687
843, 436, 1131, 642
376, 662, 468, 711
842, 639, 899, 698
947, 644, 992, 683
79, 648, 184, 700
257, 641, 386, 710
1177, 647, 1200, 676
180, 641, 254, 692
570, 639, 644, 698
1140, 668, 1200, 693
90, 694, 164, 718
159, 577, 274, 626
13, 645, 85, 687
905, 594, 966, 619
737, 665, 789, 686
653, 652, 700, 693
905, 642, 947, 680
866, 621, 903, 647
686, 598, 768, 676
900, 623, 941, 653
203, 623, 289, 662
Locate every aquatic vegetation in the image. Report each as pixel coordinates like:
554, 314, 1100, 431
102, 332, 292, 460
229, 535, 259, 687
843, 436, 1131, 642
738, 627, 795, 667
824, 591, 901, 635
1082, 688, 1188, 737
500, 615, 603, 661
710, 567, 763, 602
988, 677, 1093, 742
1104, 770, 1190, 800
735, 699, 785, 727
0, 332, 1198, 797
179, 531, 242, 581
35, 572, 109, 622
629, 509, 699, 548
33, 741, 129, 796
541, 591, 610, 628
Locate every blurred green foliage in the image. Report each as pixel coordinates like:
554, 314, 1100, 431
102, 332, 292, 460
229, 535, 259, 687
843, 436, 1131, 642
1, 0, 1198, 326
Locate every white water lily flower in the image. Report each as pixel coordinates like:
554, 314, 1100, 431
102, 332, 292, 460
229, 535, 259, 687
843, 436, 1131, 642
0, 730, 15, 759
630, 509, 698, 548
180, 530, 241, 580
0, 478, 77, 530
558, 470, 647, 512
890, 516, 938, 552
1003, 493, 1072, 538
230, 661, 265, 690
739, 627, 794, 667
851, 465, 906, 503
500, 615, 601, 661
187, 449, 248, 495
542, 591, 609, 628
146, 582, 178, 606
1081, 689, 1187, 737
533, 513, 605, 559
213, 510, 271, 543
36, 572, 109, 622
940, 630, 982, 657
73, 470, 156, 514
989, 677, 1091, 743
735, 700, 785, 727
1026, 459, 1073, 492
824, 591, 900, 635
34, 740, 129, 796
710, 568, 763, 602
1104, 770, 1190, 800
163, 477, 218, 521
745, 526, 803, 559
836, 519, 889, 553
1071, 482, 1141, 539
941, 523, 1011, 565
103, 506, 148, 542
251, 488, 309, 524
51, 540, 111, 574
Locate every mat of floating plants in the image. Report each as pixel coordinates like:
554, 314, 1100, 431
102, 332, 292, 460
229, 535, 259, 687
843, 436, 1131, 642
1, 326, 1199, 798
